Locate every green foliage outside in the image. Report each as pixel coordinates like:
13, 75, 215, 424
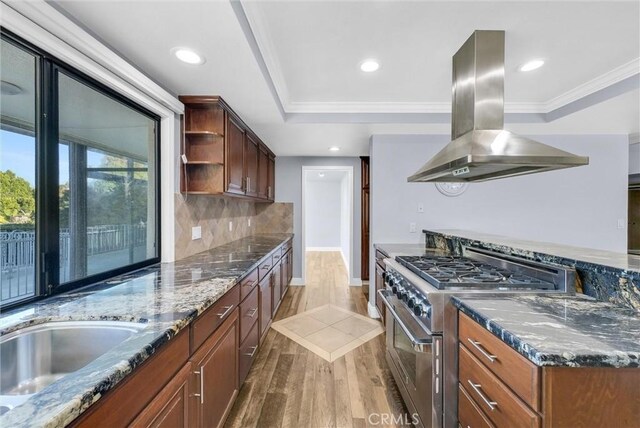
0, 170, 35, 224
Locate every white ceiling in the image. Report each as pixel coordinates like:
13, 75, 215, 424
52, 0, 640, 156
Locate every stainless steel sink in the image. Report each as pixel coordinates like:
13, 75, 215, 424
0, 321, 145, 402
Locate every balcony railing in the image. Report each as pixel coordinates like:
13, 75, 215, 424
1, 224, 147, 304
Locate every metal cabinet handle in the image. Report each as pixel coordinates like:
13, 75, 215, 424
467, 380, 497, 411
244, 279, 258, 288
467, 338, 498, 363
246, 176, 250, 191
193, 368, 204, 404
262, 265, 271, 270
217, 305, 234, 319
247, 308, 258, 318
244, 346, 258, 357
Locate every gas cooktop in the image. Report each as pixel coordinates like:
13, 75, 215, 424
396, 254, 556, 290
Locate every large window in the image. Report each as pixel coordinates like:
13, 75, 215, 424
0, 32, 160, 308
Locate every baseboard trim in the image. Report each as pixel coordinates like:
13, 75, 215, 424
305, 247, 342, 252
289, 277, 305, 286
349, 278, 362, 287
367, 302, 381, 319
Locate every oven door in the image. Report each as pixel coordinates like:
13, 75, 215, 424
379, 290, 442, 427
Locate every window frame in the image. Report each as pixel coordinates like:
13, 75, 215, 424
1, 29, 161, 310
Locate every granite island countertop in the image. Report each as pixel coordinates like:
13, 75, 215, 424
453, 295, 640, 368
373, 243, 435, 258
425, 229, 640, 311
0, 233, 293, 428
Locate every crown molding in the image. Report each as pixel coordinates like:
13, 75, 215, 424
544, 58, 640, 113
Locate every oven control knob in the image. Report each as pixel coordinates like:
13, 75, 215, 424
395, 285, 406, 299
414, 303, 431, 318
406, 293, 417, 308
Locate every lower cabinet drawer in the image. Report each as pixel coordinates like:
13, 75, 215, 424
240, 285, 259, 343
239, 321, 259, 384
191, 285, 240, 353
459, 383, 494, 428
459, 345, 541, 428
239, 268, 258, 301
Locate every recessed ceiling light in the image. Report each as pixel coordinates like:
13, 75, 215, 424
519, 59, 545, 72
360, 59, 380, 73
318, 172, 325, 178
1, 80, 22, 95
172, 47, 205, 65
329, 146, 341, 152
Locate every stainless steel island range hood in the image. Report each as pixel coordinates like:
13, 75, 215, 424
408, 31, 589, 183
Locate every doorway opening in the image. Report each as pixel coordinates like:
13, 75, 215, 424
629, 174, 640, 255
301, 166, 354, 285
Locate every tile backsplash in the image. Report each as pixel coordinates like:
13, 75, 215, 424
174, 195, 294, 260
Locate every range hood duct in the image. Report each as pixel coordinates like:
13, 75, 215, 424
408, 31, 589, 183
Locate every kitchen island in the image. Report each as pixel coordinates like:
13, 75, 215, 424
0, 233, 293, 428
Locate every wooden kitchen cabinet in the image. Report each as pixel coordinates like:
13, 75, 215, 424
179, 96, 276, 201
130, 363, 192, 428
190, 308, 239, 428
244, 132, 259, 197
458, 312, 640, 428
257, 143, 269, 199
374, 250, 386, 324
225, 114, 245, 196
267, 153, 275, 201
259, 274, 272, 341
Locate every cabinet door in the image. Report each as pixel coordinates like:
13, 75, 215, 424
287, 251, 293, 284
257, 144, 269, 200
244, 133, 259, 197
267, 154, 275, 201
225, 115, 245, 195
375, 263, 385, 324
130, 363, 191, 428
280, 253, 288, 299
259, 276, 272, 339
271, 262, 281, 316
191, 310, 239, 428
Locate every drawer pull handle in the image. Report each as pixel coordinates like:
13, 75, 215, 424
194, 368, 204, 404
244, 279, 258, 287
244, 346, 258, 357
217, 305, 234, 319
262, 265, 271, 270
467, 338, 497, 363
467, 380, 497, 411
247, 308, 258, 318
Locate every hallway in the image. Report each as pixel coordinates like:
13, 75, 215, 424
224, 251, 410, 427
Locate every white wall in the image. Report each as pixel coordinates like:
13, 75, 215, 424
339, 174, 350, 274
305, 179, 342, 248
370, 134, 629, 299
276, 157, 361, 281
630, 143, 640, 174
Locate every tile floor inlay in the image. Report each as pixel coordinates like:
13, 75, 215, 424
271, 304, 384, 362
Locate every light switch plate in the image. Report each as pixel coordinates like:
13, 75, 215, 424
229, 221, 233, 232
417, 203, 424, 213
248, 218, 251, 227
191, 226, 202, 240
617, 219, 625, 229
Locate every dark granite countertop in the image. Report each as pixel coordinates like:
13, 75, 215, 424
453, 295, 640, 368
373, 243, 434, 258
0, 233, 293, 428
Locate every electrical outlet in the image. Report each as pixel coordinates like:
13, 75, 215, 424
181, 154, 188, 164
617, 219, 625, 229
229, 221, 233, 232
417, 203, 424, 213
191, 226, 201, 240
248, 218, 251, 227
409, 222, 417, 233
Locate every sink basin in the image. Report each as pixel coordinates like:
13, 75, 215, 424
0, 321, 145, 399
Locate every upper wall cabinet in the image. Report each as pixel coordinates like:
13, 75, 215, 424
179, 96, 275, 202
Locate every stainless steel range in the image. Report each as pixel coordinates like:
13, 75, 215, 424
378, 247, 575, 428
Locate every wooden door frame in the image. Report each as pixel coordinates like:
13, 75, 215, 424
301, 165, 355, 285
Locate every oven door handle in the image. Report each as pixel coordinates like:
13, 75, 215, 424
378, 289, 432, 352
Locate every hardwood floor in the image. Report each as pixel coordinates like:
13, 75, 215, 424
225, 251, 410, 428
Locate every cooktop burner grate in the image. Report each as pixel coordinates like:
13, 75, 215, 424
396, 254, 556, 290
